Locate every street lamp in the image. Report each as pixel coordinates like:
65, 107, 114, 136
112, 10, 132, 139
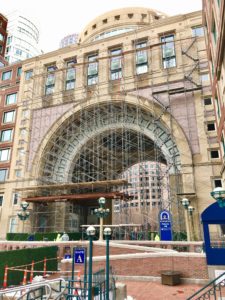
211, 187, 225, 208
181, 198, 191, 241
86, 225, 96, 300
104, 227, 111, 300
94, 197, 110, 241
17, 201, 30, 233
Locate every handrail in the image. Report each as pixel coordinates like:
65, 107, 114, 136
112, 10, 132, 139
187, 271, 225, 299
0, 278, 66, 300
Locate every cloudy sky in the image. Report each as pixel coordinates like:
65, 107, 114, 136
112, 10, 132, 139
1, 0, 202, 53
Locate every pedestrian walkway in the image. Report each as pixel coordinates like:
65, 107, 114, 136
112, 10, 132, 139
122, 280, 204, 300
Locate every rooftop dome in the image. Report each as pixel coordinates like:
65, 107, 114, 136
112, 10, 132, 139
78, 7, 167, 44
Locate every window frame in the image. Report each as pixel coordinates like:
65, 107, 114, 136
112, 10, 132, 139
0, 129, 13, 142
65, 59, 76, 90
6, 93, 17, 105
45, 65, 56, 95
0, 148, 11, 162
3, 110, 15, 124
2, 70, 12, 81
87, 54, 98, 86
0, 169, 7, 182
161, 34, 176, 69
135, 41, 148, 75
110, 48, 122, 80
25, 70, 33, 80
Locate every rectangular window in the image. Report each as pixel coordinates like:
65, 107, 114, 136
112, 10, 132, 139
25, 70, 33, 80
0, 149, 10, 161
65, 59, 76, 90
214, 179, 222, 188
215, 96, 221, 118
17, 67, 22, 77
0, 169, 7, 181
9, 217, 17, 233
204, 97, 212, 105
207, 123, 215, 131
136, 41, 148, 75
87, 54, 98, 86
45, 65, 56, 95
210, 150, 219, 159
161, 35, 176, 68
201, 73, 209, 82
110, 48, 122, 80
2, 70, 12, 81
3, 111, 15, 123
192, 26, 204, 37
0, 195, 3, 206
212, 18, 217, 44
6, 93, 17, 105
12, 193, 19, 205
0, 129, 12, 142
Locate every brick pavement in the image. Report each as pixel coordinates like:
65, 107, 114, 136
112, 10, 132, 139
122, 281, 204, 300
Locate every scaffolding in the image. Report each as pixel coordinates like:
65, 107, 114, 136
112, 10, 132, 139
14, 28, 206, 238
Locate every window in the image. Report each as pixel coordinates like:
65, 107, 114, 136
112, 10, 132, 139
0, 169, 7, 181
210, 150, 219, 159
204, 97, 212, 105
45, 65, 56, 95
0, 33, 3, 41
161, 34, 176, 68
9, 217, 17, 233
6, 93, 17, 105
25, 70, 33, 80
17, 67, 22, 77
212, 18, 217, 44
2, 70, 12, 81
215, 96, 221, 118
15, 170, 22, 177
0, 129, 12, 142
201, 73, 209, 82
214, 179, 222, 188
3, 111, 15, 123
7, 36, 12, 45
0, 149, 10, 161
0, 195, 3, 206
65, 59, 76, 90
192, 26, 204, 37
87, 54, 98, 86
0, 45, 2, 54
136, 41, 148, 75
110, 48, 122, 80
12, 193, 19, 205
207, 123, 215, 131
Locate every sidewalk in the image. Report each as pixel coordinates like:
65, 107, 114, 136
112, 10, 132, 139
122, 280, 203, 300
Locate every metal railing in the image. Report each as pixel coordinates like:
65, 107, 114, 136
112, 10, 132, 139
187, 272, 225, 299
0, 278, 66, 300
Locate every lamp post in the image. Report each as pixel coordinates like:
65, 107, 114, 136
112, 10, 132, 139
181, 198, 191, 241
17, 201, 30, 233
86, 225, 96, 300
211, 187, 225, 208
188, 206, 196, 241
94, 197, 110, 241
104, 227, 111, 300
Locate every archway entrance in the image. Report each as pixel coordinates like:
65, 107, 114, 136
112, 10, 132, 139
27, 101, 186, 237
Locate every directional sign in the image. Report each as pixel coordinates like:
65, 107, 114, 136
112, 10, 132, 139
159, 210, 173, 241
74, 248, 85, 264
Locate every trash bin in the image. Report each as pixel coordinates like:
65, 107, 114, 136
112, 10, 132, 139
161, 270, 181, 286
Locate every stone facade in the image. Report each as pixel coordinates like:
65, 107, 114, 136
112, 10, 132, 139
0, 8, 222, 238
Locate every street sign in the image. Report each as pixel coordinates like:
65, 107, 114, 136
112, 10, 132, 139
74, 248, 85, 264
159, 210, 172, 241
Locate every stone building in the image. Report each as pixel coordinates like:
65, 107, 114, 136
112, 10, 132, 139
0, 7, 222, 239
203, 0, 225, 187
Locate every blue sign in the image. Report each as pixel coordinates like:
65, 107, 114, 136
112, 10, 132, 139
64, 254, 71, 259
74, 248, 85, 264
159, 210, 172, 241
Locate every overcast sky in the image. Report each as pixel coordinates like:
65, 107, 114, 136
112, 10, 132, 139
1, 0, 202, 53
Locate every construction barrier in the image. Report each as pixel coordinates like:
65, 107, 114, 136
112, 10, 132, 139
3, 265, 8, 288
